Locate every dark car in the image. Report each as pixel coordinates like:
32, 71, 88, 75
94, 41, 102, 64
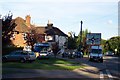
62, 52, 69, 58
2, 50, 36, 63
105, 52, 114, 56
74, 51, 83, 58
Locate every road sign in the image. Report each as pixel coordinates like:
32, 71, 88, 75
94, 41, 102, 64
86, 33, 101, 45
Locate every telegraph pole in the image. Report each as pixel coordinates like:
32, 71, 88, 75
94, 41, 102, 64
79, 21, 83, 52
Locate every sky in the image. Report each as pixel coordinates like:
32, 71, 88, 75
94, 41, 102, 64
0, 0, 119, 40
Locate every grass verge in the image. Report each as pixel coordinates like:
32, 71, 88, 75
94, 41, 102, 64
2, 57, 84, 74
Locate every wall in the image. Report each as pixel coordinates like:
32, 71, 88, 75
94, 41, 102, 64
11, 33, 26, 47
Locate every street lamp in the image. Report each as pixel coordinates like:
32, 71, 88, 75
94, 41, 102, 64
79, 21, 83, 52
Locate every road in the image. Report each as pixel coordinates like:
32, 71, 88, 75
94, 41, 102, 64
103, 56, 120, 79
72, 55, 120, 80
2, 55, 120, 80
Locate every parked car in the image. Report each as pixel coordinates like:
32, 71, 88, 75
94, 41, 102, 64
105, 51, 114, 56
2, 50, 36, 63
68, 52, 76, 59
62, 52, 69, 58
74, 51, 83, 58
37, 51, 51, 59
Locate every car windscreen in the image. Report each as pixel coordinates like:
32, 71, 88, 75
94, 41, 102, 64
91, 49, 102, 54
40, 51, 48, 54
34, 46, 49, 52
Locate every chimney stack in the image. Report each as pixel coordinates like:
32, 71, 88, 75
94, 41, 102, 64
25, 15, 31, 28
47, 20, 53, 27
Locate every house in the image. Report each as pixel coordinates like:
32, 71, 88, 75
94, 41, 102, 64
34, 20, 68, 48
10, 15, 34, 47
10, 15, 68, 48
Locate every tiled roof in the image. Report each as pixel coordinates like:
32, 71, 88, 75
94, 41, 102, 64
34, 26, 46, 34
13, 17, 30, 33
34, 26, 68, 37
12, 16, 67, 37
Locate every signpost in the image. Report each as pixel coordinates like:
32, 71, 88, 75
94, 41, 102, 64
86, 33, 101, 45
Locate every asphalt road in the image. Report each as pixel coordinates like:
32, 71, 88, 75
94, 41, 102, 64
103, 56, 120, 79
74, 55, 120, 80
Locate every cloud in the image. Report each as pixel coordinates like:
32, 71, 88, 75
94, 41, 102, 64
107, 20, 113, 25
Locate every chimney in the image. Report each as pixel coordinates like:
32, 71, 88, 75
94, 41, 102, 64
25, 15, 31, 28
47, 20, 53, 27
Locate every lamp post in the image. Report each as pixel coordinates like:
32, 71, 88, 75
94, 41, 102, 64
79, 21, 83, 52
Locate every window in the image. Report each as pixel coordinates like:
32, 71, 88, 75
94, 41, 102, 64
22, 33, 27, 40
91, 49, 102, 54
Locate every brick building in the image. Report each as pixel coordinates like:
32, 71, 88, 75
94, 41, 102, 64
11, 15, 33, 47
10, 15, 68, 48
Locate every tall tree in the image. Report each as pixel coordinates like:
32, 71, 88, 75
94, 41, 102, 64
76, 29, 89, 53
2, 12, 17, 46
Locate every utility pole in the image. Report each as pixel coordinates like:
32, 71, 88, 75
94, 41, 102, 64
79, 21, 83, 52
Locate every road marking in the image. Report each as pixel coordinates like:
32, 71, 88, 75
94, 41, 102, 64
100, 71, 104, 80
106, 69, 113, 80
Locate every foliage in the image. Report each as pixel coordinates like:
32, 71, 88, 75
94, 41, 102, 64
2, 12, 17, 46
51, 42, 60, 57
104, 36, 120, 55
76, 29, 89, 54
101, 39, 107, 54
67, 36, 77, 49
67, 29, 90, 54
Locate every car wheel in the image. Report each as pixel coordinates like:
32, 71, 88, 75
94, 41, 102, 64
29, 60, 33, 63
100, 59, 103, 63
2, 57, 7, 62
20, 58, 26, 63
89, 58, 92, 61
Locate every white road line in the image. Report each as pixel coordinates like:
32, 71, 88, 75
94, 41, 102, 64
106, 69, 113, 80
100, 71, 104, 80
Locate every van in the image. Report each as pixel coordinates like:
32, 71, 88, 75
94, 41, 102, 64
89, 46, 103, 62
33, 43, 51, 59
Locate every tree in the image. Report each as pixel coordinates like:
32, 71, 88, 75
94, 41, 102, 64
76, 29, 89, 54
2, 12, 17, 46
51, 42, 59, 58
67, 32, 77, 49
101, 39, 107, 54
104, 36, 120, 55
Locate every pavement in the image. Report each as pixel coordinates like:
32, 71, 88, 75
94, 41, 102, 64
2, 56, 101, 79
